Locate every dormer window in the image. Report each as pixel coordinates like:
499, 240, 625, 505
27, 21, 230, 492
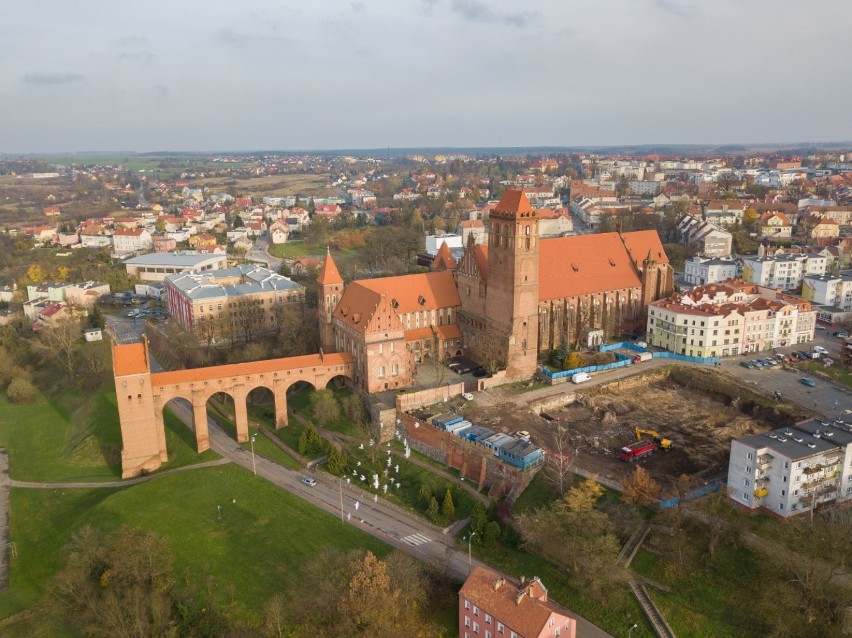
418, 295, 426, 306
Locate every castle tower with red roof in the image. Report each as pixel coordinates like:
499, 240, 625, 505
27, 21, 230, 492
484, 190, 540, 378
316, 249, 344, 353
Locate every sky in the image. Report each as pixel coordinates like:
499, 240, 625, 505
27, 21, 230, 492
1, 0, 851, 153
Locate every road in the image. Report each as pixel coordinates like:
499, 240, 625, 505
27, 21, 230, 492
105, 313, 147, 345
167, 398, 614, 638
246, 232, 282, 271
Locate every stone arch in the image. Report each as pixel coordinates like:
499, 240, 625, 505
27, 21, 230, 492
325, 374, 348, 390
245, 384, 277, 431
204, 389, 248, 443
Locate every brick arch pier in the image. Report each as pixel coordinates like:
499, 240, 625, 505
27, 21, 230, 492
113, 341, 353, 478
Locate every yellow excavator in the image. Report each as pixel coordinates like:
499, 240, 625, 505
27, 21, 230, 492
635, 427, 674, 451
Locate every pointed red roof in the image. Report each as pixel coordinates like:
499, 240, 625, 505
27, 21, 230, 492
430, 241, 458, 271
492, 190, 533, 217
316, 251, 343, 286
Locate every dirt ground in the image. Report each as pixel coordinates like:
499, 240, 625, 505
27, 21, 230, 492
463, 371, 772, 489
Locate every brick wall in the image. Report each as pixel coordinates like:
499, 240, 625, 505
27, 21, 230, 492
395, 382, 465, 412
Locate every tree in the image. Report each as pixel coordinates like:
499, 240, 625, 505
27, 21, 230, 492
341, 393, 368, 430
621, 466, 661, 507
7, 376, 36, 403
327, 446, 347, 475
311, 389, 340, 425
469, 501, 488, 541
51, 525, 176, 638
441, 488, 455, 520
25, 263, 45, 284
518, 478, 620, 595
484, 520, 501, 546
36, 318, 82, 378
564, 351, 585, 371
544, 425, 574, 496
426, 496, 440, 522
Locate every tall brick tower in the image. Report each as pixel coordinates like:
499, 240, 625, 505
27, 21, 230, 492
316, 249, 343, 353
485, 190, 540, 378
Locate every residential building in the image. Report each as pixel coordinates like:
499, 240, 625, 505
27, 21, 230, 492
112, 228, 153, 254
704, 200, 748, 227
742, 253, 827, 291
758, 212, 792, 238
165, 264, 304, 339
269, 220, 289, 244
459, 220, 487, 245
426, 234, 463, 255
647, 280, 816, 356
459, 567, 577, 638
628, 180, 660, 196
676, 214, 733, 257
125, 252, 228, 282
728, 418, 852, 518
536, 208, 574, 238
806, 216, 840, 239
801, 271, 852, 312
684, 256, 738, 286
152, 233, 177, 252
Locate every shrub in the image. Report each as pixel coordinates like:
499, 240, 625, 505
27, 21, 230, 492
441, 489, 455, 520
7, 377, 36, 404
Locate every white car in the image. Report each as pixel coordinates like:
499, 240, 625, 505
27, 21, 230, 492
461, 392, 474, 401
301, 477, 317, 487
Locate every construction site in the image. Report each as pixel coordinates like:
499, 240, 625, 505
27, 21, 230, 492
461, 366, 807, 490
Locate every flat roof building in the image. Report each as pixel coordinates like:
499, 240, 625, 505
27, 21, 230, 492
125, 251, 228, 282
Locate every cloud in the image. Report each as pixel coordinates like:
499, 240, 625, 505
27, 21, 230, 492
350, 1, 365, 11
116, 35, 149, 46
652, 0, 689, 17
22, 72, 85, 85
152, 84, 170, 97
421, 0, 438, 14
450, 0, 537, 26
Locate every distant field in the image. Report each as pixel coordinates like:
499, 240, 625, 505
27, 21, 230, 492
193, 173, 337, 197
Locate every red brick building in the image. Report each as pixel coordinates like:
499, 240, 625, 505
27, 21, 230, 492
459, 567, 577, 638
317, 190, 672, 391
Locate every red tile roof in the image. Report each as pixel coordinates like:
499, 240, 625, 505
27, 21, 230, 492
430, 242, 458, 271
113, 343, 150, 376
492, 190, 533, 216
151, 352, 352, 386
460, 567, 572, 638
316, 252, 344, 285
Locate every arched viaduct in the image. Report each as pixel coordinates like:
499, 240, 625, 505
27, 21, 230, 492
113, 341, 353, 478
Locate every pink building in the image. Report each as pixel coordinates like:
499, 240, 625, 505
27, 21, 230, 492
459, 567, 577, 638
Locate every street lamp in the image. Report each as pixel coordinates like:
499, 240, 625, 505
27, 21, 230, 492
250, 433, 257, 475
628, 623, 638, 637
466, 532, 477, 573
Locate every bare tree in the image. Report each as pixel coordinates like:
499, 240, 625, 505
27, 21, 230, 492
544, 424, 574, 496
36, 317, 82, 377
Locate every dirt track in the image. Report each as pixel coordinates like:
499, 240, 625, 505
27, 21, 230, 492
464, 369, 772, 489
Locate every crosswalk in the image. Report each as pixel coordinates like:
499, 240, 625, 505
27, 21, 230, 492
401, 533, 431, 547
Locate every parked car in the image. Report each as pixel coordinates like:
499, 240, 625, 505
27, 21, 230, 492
301, 477, 317, 487
799, 377, 817, 387
739, 361, 752, 369
834, 330, 849, 338
515, 430, 531, 440
461, 392, 474, 401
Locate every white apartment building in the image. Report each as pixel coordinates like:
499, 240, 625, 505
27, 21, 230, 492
628, 180, 660, 196
112, 228, 153, 254
802, 271, 852, 311
425, 233, 463, 255
728, 419, 852, 518
742, 254, 827, 291
684, 256, 738, 286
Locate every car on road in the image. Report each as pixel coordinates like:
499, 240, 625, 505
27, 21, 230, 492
301, 477, 317, 487
799, 377, 817, 387
834, 330, 849, 338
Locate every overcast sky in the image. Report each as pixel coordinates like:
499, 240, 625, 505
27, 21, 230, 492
2, 0, 850, 153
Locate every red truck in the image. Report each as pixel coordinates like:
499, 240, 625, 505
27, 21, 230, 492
619, 440, 655, 462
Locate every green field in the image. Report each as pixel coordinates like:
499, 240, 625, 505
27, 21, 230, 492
797, 360, 852, 387
0, 389, 217, 482
0, 465, 392, 633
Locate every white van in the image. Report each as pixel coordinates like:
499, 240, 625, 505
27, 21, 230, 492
571, 372, 591, 384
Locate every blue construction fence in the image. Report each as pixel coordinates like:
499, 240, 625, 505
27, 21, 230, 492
658, 480, 725, 510
541, 341, 720, 379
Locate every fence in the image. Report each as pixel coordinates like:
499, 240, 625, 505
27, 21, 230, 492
542, 341, 720, 379
658, 480, 725, 510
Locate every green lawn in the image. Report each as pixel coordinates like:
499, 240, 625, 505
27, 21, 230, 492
0, 465, 392, 631
0, 388, 217, 482
797, 360, 852, 387
268, 241, 329, 259
631, 542, 771, 638
512, 469, 563, 514
242, 427, 303, 470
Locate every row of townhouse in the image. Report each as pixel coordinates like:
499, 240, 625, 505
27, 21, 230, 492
647, 280, 816, 357
728, 418, 852, 518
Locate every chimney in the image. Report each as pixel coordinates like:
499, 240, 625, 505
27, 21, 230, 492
493, 578, 505, 591
515, 591, 525, 606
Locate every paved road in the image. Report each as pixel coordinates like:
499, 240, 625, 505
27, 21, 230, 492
167, 398, 614, 638
246, 232, 282, 271
105, 313, 147, 345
